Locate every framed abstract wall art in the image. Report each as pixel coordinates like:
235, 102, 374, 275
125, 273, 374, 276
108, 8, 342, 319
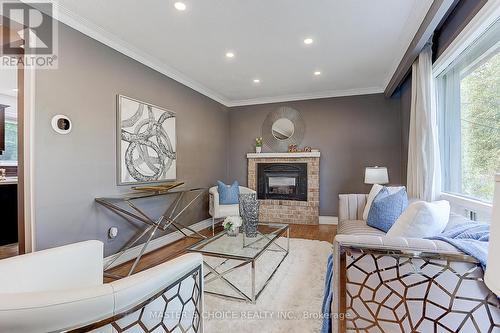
117, 95, 176, 185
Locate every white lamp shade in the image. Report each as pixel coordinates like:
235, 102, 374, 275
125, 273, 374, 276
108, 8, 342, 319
364, 167, 389, 184
485, 173, 500, 296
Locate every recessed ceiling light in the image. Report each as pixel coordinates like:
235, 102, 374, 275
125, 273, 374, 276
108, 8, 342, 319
253, 79, 260, 83
225, 52, 235, 58
314, 71, 321, 76
304, 38, 314, 45
12, 88, 18, 92
174, 2, 186, 11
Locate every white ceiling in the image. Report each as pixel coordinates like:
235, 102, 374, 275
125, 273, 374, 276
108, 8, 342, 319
54, 0, 433, 106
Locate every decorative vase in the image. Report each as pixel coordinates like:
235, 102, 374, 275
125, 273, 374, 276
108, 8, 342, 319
239, 193, 259, 237
227, 228, 239, 237
255, 146, 262, 153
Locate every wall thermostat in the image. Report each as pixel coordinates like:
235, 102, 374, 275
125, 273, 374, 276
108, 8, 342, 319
51, 115, 72, 134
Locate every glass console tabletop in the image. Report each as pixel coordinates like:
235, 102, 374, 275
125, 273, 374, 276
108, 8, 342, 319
95, 187, 206, 202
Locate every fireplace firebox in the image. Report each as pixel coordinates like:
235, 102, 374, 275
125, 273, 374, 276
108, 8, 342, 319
257, 163, 307, 201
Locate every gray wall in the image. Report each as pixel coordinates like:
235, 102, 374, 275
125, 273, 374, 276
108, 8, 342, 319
227, 94, 403, 217
38, 1, 484, 252
34, 24, 229, 256
29, 0, 485, 255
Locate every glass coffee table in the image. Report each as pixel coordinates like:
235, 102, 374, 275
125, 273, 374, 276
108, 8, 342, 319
187, 223, 289, 303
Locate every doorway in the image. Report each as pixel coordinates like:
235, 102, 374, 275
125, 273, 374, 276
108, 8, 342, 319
0, 24, 29, 258
0, 66, 19, 258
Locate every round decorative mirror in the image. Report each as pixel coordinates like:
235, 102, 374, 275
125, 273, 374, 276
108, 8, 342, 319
272, 118, 295, 140
262, 106, 305, 152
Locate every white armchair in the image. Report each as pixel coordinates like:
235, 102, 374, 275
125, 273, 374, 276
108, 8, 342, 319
0, 240, 203, 333
209, 185, 256, 234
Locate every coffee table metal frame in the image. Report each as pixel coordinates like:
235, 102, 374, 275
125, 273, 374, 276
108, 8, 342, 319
95, 187, 207, 278
188, 223, 289, 304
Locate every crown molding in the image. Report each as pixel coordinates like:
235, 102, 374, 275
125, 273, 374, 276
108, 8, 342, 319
52, 2, 232, 106
49, 3, 386, 108
225, 86, 384, 107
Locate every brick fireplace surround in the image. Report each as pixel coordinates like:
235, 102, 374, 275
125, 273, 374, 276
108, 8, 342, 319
247, 152, 320, 224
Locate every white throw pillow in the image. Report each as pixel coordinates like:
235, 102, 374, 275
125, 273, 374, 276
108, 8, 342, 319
387, 200, 450, 238
363, 184, 406, 220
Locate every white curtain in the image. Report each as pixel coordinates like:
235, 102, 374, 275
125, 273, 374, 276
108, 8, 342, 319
407, 44, 441, 201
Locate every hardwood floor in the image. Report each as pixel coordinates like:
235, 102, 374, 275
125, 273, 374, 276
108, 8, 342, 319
0, 243, 18, 260
106, 223, 336, 280
289, 224, 337, 242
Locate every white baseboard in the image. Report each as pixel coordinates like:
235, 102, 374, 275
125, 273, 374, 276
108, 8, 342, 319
104, 218, 213, 268
319, 216, 338, 225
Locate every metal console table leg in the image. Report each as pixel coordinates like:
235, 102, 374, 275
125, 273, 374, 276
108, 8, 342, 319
96, 188, 207, 277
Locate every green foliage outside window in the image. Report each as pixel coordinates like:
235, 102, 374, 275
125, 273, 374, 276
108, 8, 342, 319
460, 52, 500, 202
0, 121, 18, 163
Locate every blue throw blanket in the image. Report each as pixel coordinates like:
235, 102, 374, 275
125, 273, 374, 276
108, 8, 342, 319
427, 222, 489, 268
321, 254, 334, 333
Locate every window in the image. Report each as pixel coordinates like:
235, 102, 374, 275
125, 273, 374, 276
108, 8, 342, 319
0, 120, 18, 165
436, 20, 499, 203
0, 95, 17, 167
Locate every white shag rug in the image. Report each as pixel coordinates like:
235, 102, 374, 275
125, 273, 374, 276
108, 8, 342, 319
204, 238, 331, 333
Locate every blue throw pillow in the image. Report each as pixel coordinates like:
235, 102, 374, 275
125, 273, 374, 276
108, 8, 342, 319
217, 180, 240, 205
367, 187, 408, 232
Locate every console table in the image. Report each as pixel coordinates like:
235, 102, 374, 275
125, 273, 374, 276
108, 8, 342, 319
95, 187, 207, 277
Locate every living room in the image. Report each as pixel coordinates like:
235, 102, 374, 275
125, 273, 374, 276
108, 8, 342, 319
0, 0, 498, 332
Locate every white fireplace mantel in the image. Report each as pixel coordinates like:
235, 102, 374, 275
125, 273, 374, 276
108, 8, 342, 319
246, 152, 320, 159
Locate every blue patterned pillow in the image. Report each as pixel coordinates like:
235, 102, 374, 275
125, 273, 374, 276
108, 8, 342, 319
217, 180, 240, 205
367, 187, 408, 232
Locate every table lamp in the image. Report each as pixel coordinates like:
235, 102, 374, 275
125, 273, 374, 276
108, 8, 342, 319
364, 166, 389, 185
485, 173, 500, 296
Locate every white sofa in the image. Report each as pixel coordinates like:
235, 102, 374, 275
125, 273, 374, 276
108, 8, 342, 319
208, 185, 255, 234
0, 240, 204, 333
332, 194, 500, 333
